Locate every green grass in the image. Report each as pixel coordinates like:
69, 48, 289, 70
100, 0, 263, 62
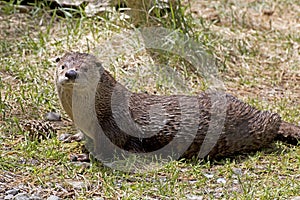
1, 0, 300, 199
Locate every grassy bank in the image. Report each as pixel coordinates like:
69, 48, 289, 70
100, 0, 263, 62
0, 0, 299, 199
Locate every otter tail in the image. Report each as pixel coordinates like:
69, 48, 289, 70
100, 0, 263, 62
277, 121, 300, 145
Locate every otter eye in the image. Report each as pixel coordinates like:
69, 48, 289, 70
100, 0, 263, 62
61, 65, 65, 70
55, 57, 60, 62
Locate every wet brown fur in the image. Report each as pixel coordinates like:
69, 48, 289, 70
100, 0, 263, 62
55, 52, 300, 159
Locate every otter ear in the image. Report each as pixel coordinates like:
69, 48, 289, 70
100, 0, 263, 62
55, 57, 61, 62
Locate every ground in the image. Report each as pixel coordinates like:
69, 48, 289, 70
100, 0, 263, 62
0, 0, 299, 199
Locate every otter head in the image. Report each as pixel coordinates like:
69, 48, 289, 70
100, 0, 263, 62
55, 52, 105, 121
55, 52, 104, 91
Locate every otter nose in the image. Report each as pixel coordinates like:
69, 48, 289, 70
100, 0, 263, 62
65, 70, 78, 80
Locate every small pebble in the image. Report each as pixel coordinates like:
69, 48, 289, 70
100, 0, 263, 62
29, 196, 42, 200
291, 197, 300, 200
159, 177, 167, 182
5, 189, 19, 195
58, 133, 72, 141
188, 180, 198, 184
13, 193, 30, 200
93, 198, 104, 200
216, 178, 226, 184
232, 168, 242, 176
186, 194, 203, 200
4, 194, 14, 200
203, 173, 214, 179
44, 112, 61, 121
47, 195, 60, 200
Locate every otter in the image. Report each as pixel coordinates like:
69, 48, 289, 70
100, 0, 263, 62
55, 52, 299, 162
